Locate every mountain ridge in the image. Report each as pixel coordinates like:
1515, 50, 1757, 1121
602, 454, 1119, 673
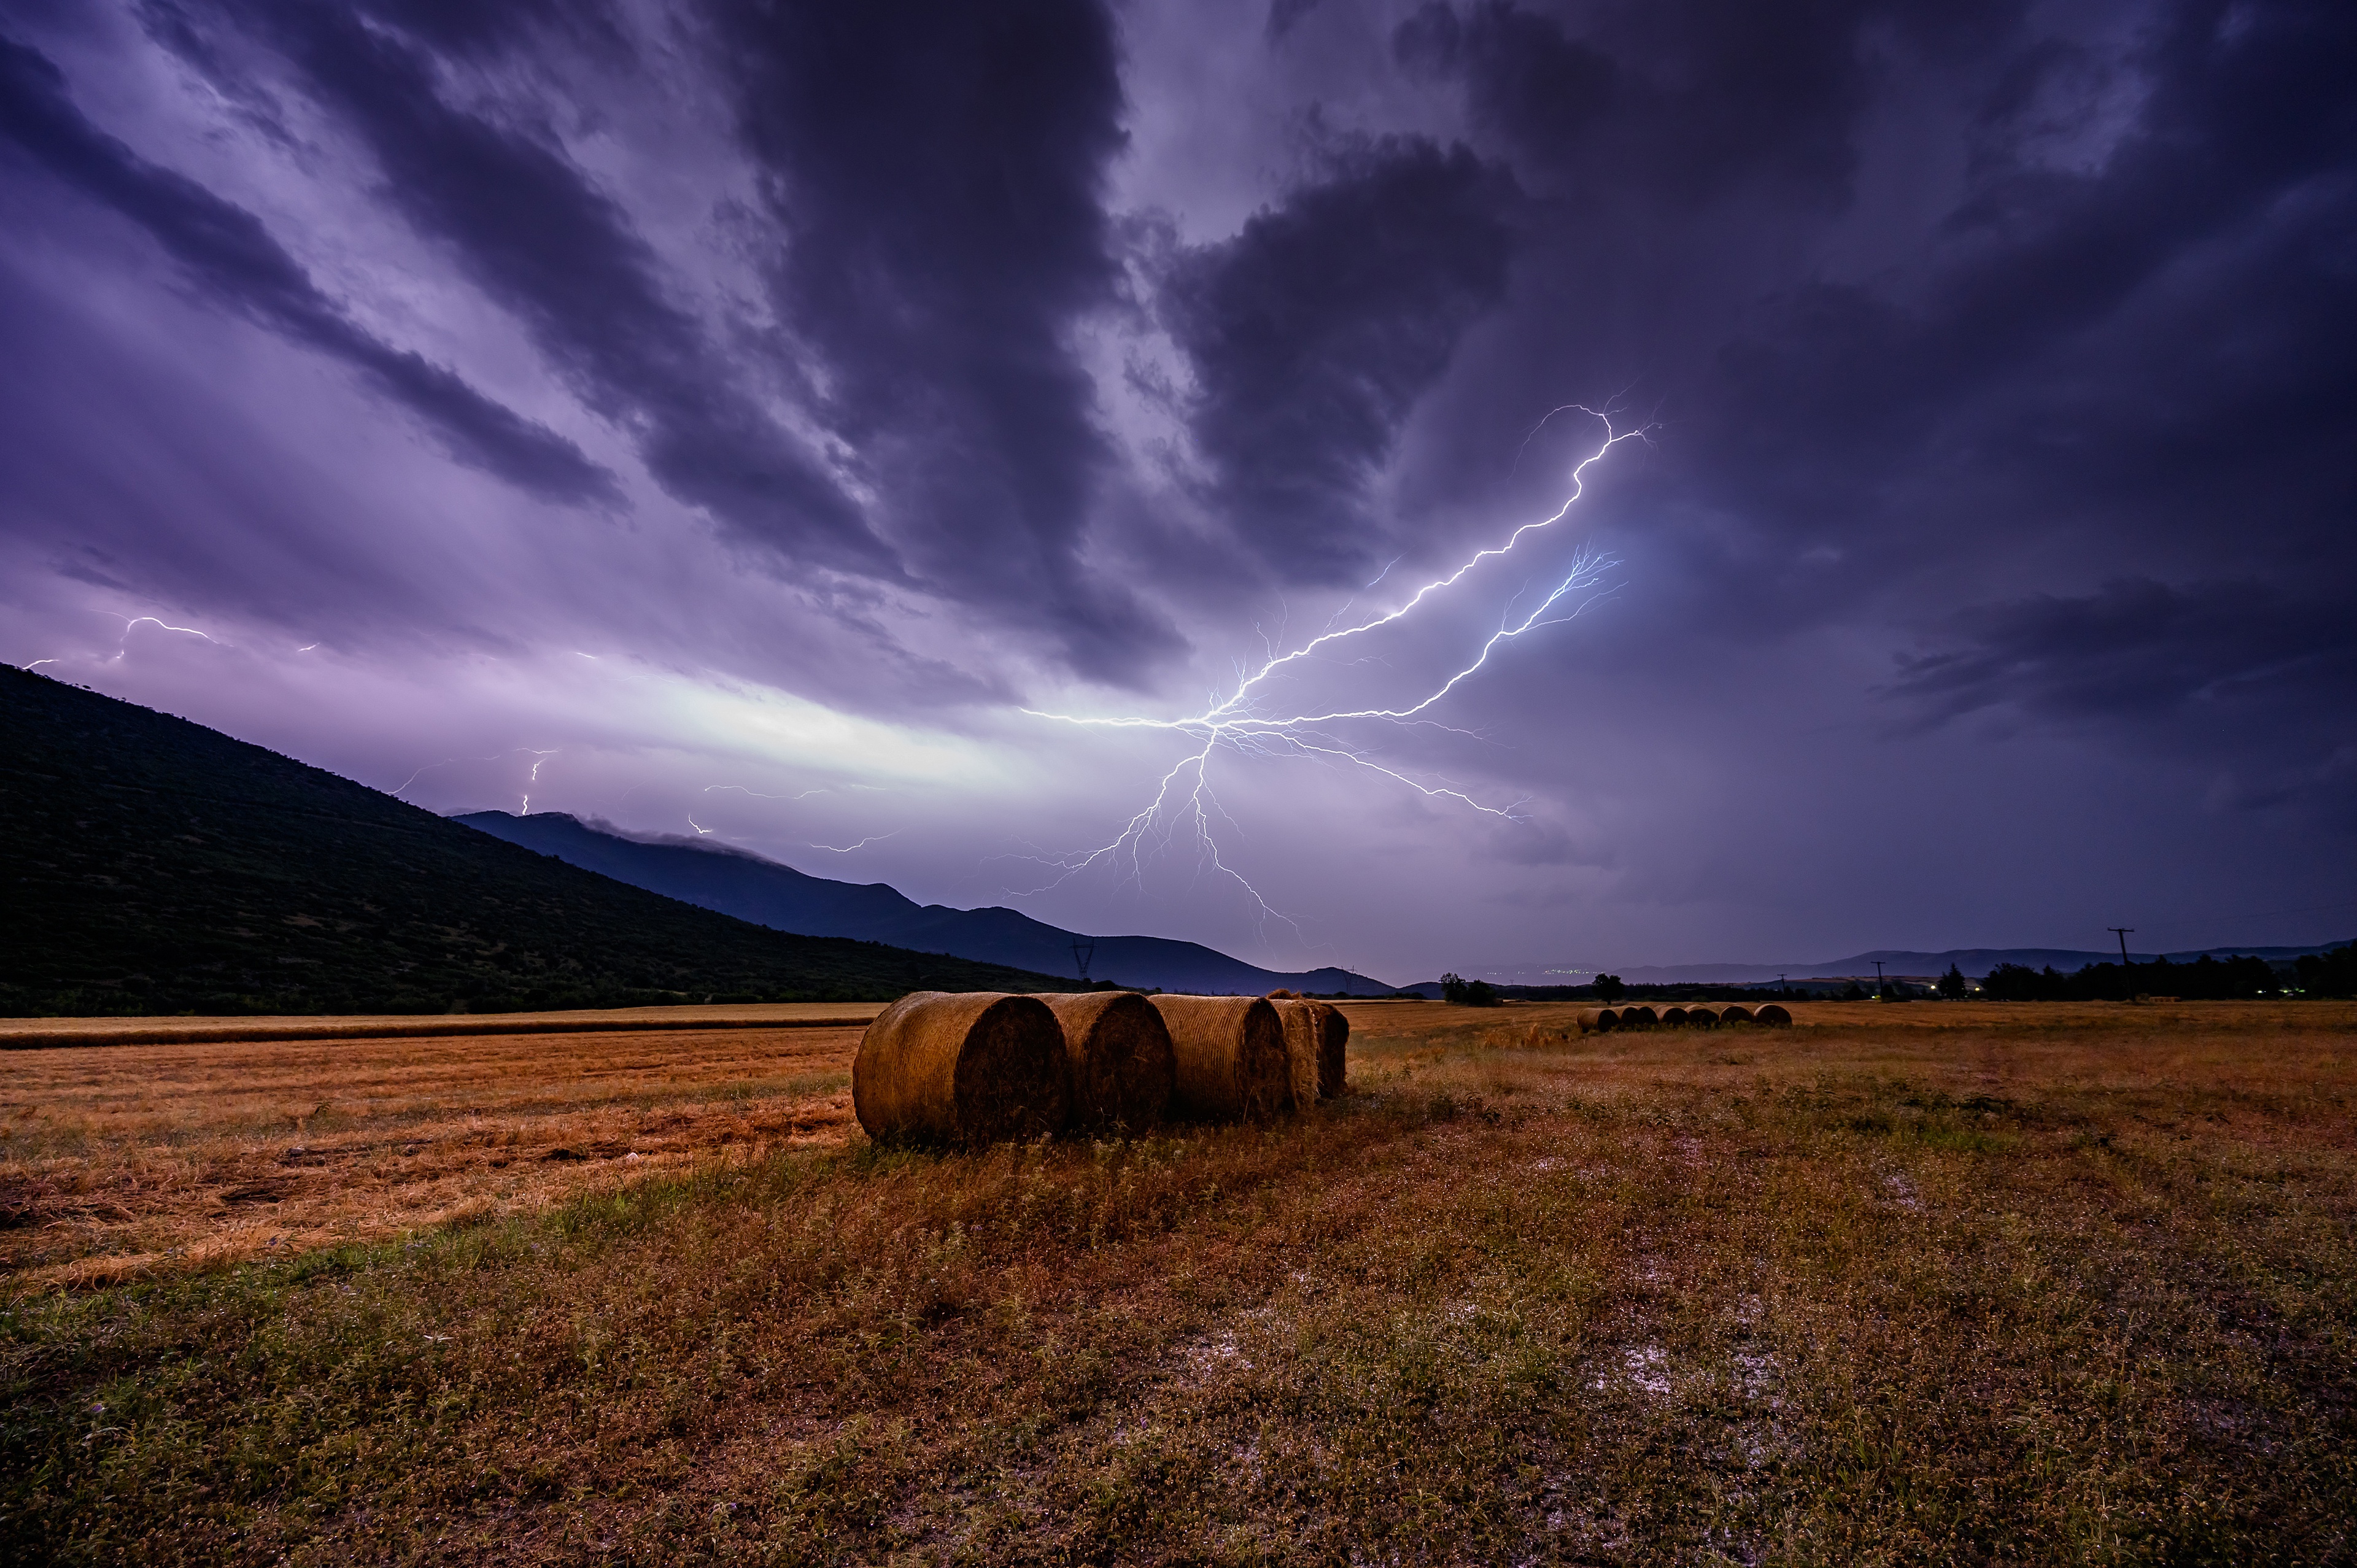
452, 811, 1398, 996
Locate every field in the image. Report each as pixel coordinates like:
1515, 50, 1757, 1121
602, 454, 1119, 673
4, 999, 2353, 1563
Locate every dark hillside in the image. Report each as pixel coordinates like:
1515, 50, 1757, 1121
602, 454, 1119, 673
0, 667, 1061, 1015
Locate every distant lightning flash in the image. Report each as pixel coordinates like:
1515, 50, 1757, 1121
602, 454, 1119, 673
703, 784, 829, 801
119, 615, 215, 643
1019, 406, 1646, 931
809, 831, 899, 853
390, 746, 559, 803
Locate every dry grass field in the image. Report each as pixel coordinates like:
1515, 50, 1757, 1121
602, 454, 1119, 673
4, 998, 2353, 1564
0, 1010, 884, 1288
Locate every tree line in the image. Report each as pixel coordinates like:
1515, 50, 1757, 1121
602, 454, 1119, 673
1980, 946, 2356, 1001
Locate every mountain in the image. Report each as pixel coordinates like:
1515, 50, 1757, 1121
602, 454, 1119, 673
0, 666, 1063, 1016
1460, 943, 2357, 988
453, 811, 1398, 996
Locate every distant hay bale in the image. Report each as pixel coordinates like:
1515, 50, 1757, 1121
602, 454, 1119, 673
1037, 992, 1175, 1135
1269, 998, 1322, 1113
1717, 1004, 1755, 1025
853, 992, 1066, 1147
1753, 1003, 1793, 1028
1148, 995, 1289, 1123
1575, 1007, 1619, 1033
1620, 1005, 1659, 1029
1311, 1001, 1349, 1100
1685, 1005, 1719, 1027
1659, 1006, 1690, 1027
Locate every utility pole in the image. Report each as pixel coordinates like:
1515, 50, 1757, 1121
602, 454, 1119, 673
2108, 927, 2134, 1002
1872, 959, 1886, 1000
1071, 936, 1096, 986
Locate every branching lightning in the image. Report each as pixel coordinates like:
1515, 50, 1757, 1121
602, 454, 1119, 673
1017, 406, 1646, 937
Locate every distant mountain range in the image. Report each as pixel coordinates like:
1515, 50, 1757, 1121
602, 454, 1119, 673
1453, 944, 2356, 988
454, 812, 1398, 996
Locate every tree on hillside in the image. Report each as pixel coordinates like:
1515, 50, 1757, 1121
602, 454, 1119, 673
1593, 973, 1627, 1003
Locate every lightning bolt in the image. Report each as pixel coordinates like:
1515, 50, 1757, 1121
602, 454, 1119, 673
703, 784, 829, 801
119, 615, 215, 643
809, 831, 899, 853
390, 746, 559, 801
1016, 404, 1646, 940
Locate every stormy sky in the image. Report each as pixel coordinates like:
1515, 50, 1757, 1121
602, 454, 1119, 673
4, 0, 2351, 982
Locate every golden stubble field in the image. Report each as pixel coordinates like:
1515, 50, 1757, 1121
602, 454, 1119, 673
3, 997, 2353, 1565
0, 1007, 884, 1288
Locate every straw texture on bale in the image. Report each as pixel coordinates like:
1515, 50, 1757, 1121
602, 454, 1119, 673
853, 992, 1066, 1147
1659, 1006, 1689, 1027
1037, 992, 1175, 1134
1684, 1005, 1719, 1026
1718, 1004, 1755, 1024
1575, 1007, 1619, 1033
1150, 995, 1289, 1123
1312, 1002, 1349, 1100
1754, 1003, 1793, 1027
1270, 999, 1322, 1113
1620, 1005, 1659, 1029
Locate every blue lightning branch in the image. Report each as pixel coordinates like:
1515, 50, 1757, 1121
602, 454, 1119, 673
1018, 406, 1645, 932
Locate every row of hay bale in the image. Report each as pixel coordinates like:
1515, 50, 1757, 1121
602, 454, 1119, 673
1524, 1002, 1792, 1047
853, 991, 1349, 1147
1579, 1002, 1790, 1032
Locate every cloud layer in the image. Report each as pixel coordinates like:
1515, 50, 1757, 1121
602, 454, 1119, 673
3, 0, 2351, 978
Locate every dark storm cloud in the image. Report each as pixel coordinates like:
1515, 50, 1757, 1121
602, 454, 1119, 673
1716, 0, 2357, 457
0, 34, 615, 504
1887, 578, 2357, 725
1389, 1, 2356, 658
710, 0, 1182, 682
142, 0, 900, 578
1393, 0, 1890, 204
1161, 138, 1517, 580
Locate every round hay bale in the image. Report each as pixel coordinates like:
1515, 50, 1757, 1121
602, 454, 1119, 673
1269, 998, 1322, 1113
1148, 995, 1289, 1123
1685, 1005, 1720, 1027
1754, 1003, 1793, 1028
1659, 1005, 1690, 1027
1311, 1002, 1349, 1100
1717, 1003, 1755, 1025
1037, 991, 1175, 1135
1620, 1005, 1659, 1029
853, 992, 1067, 1146
1264, 988, 1299, 999
1575, 1007, 1618, 1033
